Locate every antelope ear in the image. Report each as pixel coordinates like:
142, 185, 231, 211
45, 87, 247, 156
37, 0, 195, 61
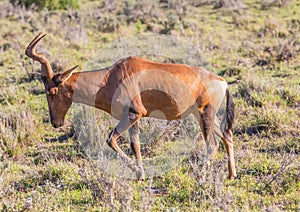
60, 65, 78, 83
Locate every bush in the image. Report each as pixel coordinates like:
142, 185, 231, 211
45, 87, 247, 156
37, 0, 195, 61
10, 0, 79, 10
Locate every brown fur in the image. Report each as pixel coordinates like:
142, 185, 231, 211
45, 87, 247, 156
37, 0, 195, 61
25, 33, 236, 180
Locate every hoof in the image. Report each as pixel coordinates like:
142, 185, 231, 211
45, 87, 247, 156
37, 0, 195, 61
228, 175, 236, 180
136, 168, 145, 181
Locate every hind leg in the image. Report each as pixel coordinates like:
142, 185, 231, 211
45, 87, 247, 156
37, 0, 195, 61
196, 104, 217, 156
214, 118, 236, 179
223, 130, 236, 180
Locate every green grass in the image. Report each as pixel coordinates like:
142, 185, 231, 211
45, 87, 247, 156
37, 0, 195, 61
0, 0, 299, 211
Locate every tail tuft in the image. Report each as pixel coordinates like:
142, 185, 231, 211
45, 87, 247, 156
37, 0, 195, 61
221, 89, 235, 135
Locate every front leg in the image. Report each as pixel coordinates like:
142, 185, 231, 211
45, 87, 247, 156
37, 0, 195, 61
129, 122, 145, 180
106, 109, 143, 179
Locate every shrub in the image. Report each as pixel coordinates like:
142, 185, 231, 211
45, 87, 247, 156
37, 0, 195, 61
10, 0, 79, 10
0, 108, 36, 157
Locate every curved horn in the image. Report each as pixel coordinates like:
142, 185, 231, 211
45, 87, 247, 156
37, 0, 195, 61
25, 33, 54, 79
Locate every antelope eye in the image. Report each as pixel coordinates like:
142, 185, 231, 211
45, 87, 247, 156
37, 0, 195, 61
47, 87, 58, 95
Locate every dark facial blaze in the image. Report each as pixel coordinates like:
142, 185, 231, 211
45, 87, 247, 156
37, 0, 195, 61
42, 74, 72, 128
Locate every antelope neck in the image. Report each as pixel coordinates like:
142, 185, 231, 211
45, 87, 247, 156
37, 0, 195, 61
66, 69, 111, 111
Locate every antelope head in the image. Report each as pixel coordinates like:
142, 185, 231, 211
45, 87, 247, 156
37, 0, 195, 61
25, 33, 78, 128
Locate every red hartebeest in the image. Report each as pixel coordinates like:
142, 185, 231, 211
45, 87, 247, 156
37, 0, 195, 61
25, 33, 236, 180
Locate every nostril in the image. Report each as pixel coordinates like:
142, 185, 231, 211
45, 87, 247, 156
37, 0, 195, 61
51, 121, 63, 128
52, 122, 59, 128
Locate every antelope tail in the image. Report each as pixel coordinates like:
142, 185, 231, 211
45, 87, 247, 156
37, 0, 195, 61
220, 89, 235, 140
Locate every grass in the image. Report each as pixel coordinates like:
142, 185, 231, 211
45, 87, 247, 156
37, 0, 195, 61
0, 0, 300, 211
